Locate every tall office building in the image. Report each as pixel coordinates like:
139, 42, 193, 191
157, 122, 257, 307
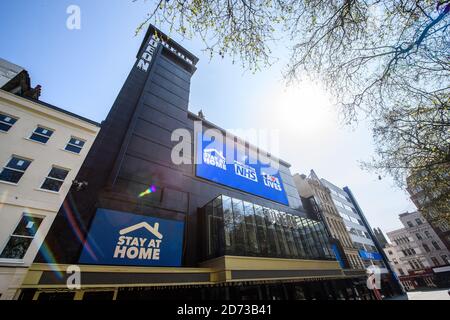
0, 60, 100, 299
15, 25, 378, 300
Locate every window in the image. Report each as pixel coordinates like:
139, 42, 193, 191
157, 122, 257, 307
416, 233, 423, 240
415, 218, 423, 225
65, 137, 85, 154
0, 156, 32, 184
29, 126, 53, 143
40, 166, 69, 192
431, 241, 441, 250
0, 113, 18, 132
431, 257, 440, 266
398, 268, 405, 276
0, 215, 43, 259
424, 231, 432, 238
439, 221, 449, 232
423, 244, 430, 253
441, 255, 449, 264
407, 221, 414, 228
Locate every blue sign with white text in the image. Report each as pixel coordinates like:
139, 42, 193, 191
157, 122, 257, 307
79, 208, 184, 267
195, 133, 289, 205
358, 249, 383, 261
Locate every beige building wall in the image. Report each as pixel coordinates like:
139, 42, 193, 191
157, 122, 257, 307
293, 173, 364, 270
0, 90, 99, 299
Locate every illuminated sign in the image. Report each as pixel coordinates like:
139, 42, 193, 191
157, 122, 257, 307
359, 249, 383, 261
79, 208, 184, 267
196, 134, 289, 205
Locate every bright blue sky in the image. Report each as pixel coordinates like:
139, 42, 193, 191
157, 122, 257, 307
0, 0, 416, 233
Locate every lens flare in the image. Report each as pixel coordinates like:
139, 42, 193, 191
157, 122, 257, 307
139, 185, 157, 198
62, 200, 98, 261
38, 240, 64, 279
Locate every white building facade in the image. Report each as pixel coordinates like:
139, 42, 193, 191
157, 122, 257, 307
0, 89, 99, 299
385, 211, 450, 290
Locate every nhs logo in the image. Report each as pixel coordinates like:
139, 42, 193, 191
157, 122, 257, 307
262, 172, 282, 191
234, 161, 258, 182
203, 148, 226, 170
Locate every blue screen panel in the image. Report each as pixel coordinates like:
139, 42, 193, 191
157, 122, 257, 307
195, 133, 289, 205
79, 208, 184, 267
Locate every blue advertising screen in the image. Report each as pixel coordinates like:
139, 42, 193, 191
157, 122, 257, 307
331, 244, 345, 268
79, 208, 184, 267
358, 249, 383, 261
195, 133, 289, 205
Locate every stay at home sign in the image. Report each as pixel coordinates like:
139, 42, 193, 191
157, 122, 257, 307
79, 208, 184, 267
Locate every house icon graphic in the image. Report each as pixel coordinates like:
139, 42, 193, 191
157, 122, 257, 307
119, 222, 163, 239
204, 148, 225, 161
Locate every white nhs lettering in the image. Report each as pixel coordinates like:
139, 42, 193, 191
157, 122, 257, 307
234, 161, 258, 182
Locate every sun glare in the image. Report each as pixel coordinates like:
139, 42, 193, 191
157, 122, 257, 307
269, 81, 336, 134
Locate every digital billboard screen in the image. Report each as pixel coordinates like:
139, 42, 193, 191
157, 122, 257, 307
195, 133, 289, 205
79, 208, 184, 267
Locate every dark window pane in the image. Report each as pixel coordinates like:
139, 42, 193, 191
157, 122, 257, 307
65, 144, 82, 153
222, 196, 235, 254
13, 216, 43, 237
0, 236, 33, 259
243, 201, 259, 255
0, 114, 17, 124
41, 178, 63, 191
273, 210, 290, 257
29, 133, 50, 143
231, 199, 247, 255
48, 167, 69, 180
263, 207, 282, 256
6, 157, 31, 170
0, 122, 12, 132
69, 137, 85, 147
34, 127, 53, 137
0, 168, 24, 183
254, 205, 269, 256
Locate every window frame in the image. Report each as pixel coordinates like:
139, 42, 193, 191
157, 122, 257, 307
0, 112, 18, 132
64, 136, 86, 154
39, 165, 70, 192
28, 125, 54, 144
0, 155, 32, 184
0, 213, 44, 261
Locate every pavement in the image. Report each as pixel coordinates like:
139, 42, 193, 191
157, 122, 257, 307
385, 288, 450, 300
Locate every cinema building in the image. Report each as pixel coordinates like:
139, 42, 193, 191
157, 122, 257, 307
17, 26, 377, 300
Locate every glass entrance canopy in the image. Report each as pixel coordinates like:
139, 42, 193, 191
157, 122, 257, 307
200, 195, 336, 261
